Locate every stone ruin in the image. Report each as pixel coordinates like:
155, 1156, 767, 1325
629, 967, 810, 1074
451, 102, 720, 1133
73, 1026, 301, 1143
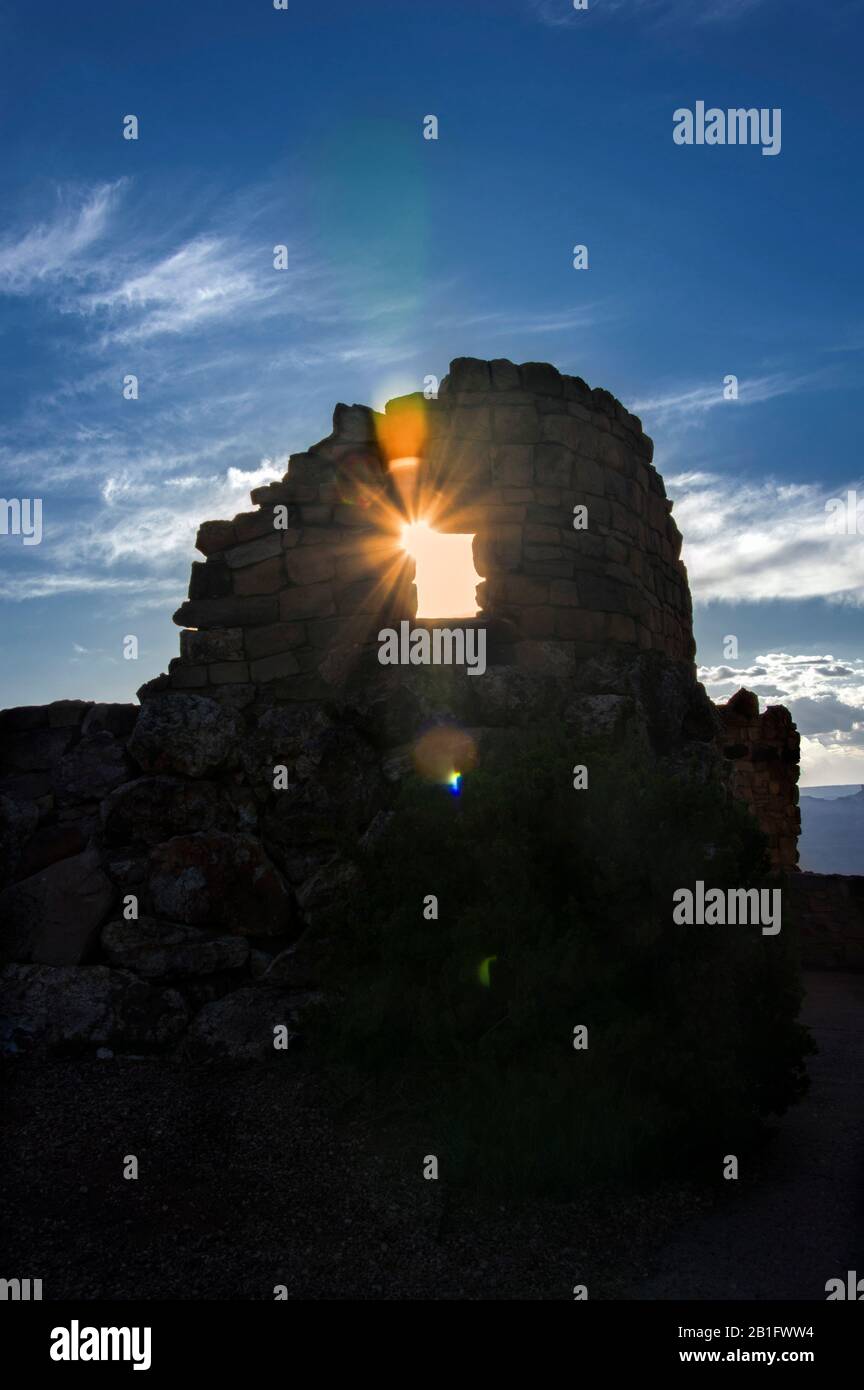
0, 357, 817, 1061
147, 355, 696, 704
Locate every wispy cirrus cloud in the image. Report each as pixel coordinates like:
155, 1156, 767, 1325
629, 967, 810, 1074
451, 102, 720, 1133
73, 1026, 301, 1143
80, 235, 284, 345
439, 306, 603, 336
0, 177, 392, 351
631, 369, 829, 427
0, 573, 178, 602
0, 183, 123, 293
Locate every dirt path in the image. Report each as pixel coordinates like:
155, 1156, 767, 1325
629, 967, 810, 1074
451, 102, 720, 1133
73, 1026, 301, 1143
625, 971, 864, 1300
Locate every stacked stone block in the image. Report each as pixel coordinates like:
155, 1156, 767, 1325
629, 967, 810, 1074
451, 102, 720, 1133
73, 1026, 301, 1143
430, 358, 694, 667
161, 401, 411, 704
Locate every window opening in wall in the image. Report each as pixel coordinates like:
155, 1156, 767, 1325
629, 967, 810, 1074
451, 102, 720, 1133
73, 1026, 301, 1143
401, 519, 481, 619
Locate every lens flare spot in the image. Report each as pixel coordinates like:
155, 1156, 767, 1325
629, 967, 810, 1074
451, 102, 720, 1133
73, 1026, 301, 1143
375, 398, 428, 467
478, 955, 497, 988
413, 727, 477, 785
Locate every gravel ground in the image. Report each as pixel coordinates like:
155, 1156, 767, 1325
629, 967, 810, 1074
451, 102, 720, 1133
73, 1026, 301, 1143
0, 1053, 707, 1301
4, 969, 856, 1302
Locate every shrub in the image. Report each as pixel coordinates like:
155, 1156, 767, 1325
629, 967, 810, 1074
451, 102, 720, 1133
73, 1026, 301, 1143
324, 723, 813, 1195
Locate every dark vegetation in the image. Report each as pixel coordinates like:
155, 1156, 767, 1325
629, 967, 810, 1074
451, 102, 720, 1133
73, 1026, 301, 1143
323, 725, 814, 1195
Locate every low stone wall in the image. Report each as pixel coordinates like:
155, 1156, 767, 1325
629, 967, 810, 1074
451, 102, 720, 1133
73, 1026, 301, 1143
3, 685, 851, 1066
716, 689, 800, 873
0, 694, 320, 1059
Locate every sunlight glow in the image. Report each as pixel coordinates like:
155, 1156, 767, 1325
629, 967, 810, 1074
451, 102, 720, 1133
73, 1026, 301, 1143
401, 519, 480, 618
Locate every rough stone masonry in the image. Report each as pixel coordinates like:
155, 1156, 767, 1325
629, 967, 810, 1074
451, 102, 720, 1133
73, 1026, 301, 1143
0, 358, 811, 1060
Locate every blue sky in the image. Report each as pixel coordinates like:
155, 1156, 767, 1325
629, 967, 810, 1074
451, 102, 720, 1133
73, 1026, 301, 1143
1, 0, 862, 783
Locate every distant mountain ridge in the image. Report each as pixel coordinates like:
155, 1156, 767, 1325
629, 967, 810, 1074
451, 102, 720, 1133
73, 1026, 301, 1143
799, 786, 864, 875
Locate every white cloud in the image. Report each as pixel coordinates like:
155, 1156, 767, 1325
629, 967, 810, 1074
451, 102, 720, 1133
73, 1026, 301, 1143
798, 738, 864, 787
668, 472, 864, 604
81, 460, 284, 568
0, 461, 284, 603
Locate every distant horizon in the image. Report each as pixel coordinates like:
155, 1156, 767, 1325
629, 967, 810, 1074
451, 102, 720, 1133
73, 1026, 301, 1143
799, 783, 864, 796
